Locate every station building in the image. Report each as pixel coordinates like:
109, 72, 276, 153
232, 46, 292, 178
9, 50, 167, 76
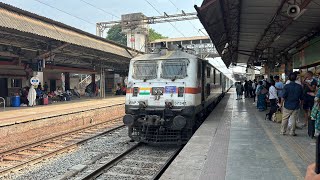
0, 3, 141, 107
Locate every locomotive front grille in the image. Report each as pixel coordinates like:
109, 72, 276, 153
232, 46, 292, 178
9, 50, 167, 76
131, 125, 192, 144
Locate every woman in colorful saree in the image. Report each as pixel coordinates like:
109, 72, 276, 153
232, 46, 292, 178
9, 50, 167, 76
256, 81, 267, 111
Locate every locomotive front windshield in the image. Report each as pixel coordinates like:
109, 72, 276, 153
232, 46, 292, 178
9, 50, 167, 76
161, 60, 188, 80
133, 61, 157, 80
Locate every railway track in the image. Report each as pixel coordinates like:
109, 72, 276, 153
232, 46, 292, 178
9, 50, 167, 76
77, 143, 183, 180
0, 116, 125, 176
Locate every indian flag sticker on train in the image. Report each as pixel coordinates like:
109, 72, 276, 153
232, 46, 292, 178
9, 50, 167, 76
139, 87, 151, 95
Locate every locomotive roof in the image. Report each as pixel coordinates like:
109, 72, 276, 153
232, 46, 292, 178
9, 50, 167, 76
132, 50, 198, 61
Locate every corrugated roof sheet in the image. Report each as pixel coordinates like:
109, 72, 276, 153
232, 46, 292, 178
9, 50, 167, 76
0, 3, 139, 59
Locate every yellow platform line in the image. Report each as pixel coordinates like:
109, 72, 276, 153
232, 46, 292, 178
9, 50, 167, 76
256, 110, 304, 180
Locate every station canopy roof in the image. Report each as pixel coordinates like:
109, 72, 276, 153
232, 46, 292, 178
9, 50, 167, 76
0, 2, 142, 73
195, 0, 320, 67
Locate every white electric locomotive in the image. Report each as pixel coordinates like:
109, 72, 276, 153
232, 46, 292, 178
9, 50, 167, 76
123, 46, 232, 144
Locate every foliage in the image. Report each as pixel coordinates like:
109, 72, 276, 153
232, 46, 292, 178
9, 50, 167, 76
106, 24, 127, 46
149, 28, 168, 42
106, 25, 167, 46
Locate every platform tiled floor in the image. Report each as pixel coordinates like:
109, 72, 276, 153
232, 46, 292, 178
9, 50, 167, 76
162, 90, 315, 180
227, 93, 312, 180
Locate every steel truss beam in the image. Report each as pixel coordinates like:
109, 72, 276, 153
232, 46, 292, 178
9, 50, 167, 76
248, 0, 312, 64
96, 12, 197, 37
37, 43, 70, 59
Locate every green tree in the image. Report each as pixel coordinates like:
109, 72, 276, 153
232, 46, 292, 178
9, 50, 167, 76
106, 24, 127, 46
149, 28, 168, 42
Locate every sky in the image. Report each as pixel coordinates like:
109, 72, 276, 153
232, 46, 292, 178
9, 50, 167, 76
0, 0, 205, 38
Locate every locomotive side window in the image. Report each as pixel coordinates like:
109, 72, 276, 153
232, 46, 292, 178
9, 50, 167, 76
133, 61, 157, 80
161, 60, 188, 80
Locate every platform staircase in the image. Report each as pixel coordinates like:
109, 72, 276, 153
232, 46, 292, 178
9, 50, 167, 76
78, 75, 100, 89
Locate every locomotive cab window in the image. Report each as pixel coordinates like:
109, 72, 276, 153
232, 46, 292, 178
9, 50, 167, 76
161, 59, 188, 80
133, 61, 157, 80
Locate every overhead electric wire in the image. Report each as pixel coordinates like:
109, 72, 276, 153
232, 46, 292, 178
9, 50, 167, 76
33, 0, 95, 25
168, 0, 208, 37
144, 0, 185, 37
79, 0, 120, 19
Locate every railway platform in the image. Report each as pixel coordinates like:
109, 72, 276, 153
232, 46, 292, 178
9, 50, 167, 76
0, 96, 125, 151
0, 96, 125, 126
161, 89, 313, 180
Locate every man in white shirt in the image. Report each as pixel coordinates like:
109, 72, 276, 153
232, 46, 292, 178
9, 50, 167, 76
266, 80, 278, 121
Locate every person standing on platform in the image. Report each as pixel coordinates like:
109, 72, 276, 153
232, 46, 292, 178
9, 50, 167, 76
252, 79, 257, 102
43, 82, 49, 93
256, 81, 267, 111
37, 82, 42, 90
286, 72, 302, 129
302, 71, 317, 130
248, 80, 253, 98
274, 76, 284, 103
236, 82, 243, 100
27, 85, 37, 106
244, 80, 249, 98
266, 80, 278, 121
281, 72, 303, 136
311, 88, 320, 136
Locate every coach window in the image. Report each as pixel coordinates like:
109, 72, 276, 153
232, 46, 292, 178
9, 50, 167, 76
215, 70, 220, 85
133, 61, 157, 80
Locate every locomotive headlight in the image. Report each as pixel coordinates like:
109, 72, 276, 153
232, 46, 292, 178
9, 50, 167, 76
178, 87, 184, 97
123, 114, 135, 126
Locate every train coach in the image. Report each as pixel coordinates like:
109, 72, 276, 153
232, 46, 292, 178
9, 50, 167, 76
123, 46, 233, 144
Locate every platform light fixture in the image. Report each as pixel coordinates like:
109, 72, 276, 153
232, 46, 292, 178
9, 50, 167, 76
222, 43, 229, 55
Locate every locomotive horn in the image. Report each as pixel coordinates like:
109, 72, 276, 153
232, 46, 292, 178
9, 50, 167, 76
287, 5, 300, 18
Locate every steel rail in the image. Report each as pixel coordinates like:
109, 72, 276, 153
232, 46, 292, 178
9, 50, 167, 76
152, 146, 184, 180
0, 117, 125, 175
81, 144, 183, 180
81, 143, 142, 180
0, 115, 123, 155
